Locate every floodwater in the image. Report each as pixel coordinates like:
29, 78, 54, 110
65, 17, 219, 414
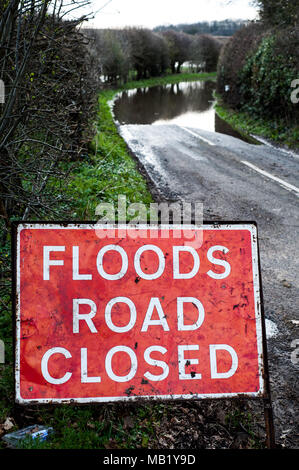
113, 80, 253, 143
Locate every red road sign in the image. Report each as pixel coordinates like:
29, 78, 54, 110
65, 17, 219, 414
14, 223, 265, 404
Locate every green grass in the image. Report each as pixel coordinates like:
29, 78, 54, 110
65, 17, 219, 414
214, 94, 299, 150
8, 403, 166, 449
0, 238, 14, 429
65, 92, 153, 220
225, 409, 264, 449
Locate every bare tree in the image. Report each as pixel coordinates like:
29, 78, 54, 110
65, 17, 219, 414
87, 28, 132, 83
190, 34, 222, 72
125, 28, 169, 80
161, 30, 191, 74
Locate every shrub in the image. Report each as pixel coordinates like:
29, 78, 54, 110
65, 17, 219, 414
217, 19, 299, 125
239, 26, 299, 122
216, 22, 266, 108
254, 0, 299, 28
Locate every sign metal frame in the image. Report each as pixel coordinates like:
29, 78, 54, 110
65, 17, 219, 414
12, 220, 276, 447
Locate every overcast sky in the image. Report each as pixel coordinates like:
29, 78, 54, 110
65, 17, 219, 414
82, 0, 258, 29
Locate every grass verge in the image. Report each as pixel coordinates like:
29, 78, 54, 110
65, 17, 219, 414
214, 94, 299, 150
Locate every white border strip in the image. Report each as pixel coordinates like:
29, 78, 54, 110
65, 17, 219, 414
249, 224, 264, 396
17, 223, 256, 231
15, 223, 265, 404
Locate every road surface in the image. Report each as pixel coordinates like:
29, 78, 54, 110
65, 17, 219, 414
119, 123, 299, 448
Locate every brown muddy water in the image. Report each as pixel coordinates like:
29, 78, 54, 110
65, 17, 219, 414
113, 80, 253, 144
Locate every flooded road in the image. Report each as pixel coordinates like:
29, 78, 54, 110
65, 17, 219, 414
113, 80, 253, 143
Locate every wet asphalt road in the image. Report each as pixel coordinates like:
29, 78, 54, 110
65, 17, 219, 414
119, 123, 299, 448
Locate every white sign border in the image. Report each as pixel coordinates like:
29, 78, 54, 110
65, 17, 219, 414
15, 223, 265, 404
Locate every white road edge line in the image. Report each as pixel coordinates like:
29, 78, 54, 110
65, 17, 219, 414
180, 126, 216, 146
242, 160, 299, 198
